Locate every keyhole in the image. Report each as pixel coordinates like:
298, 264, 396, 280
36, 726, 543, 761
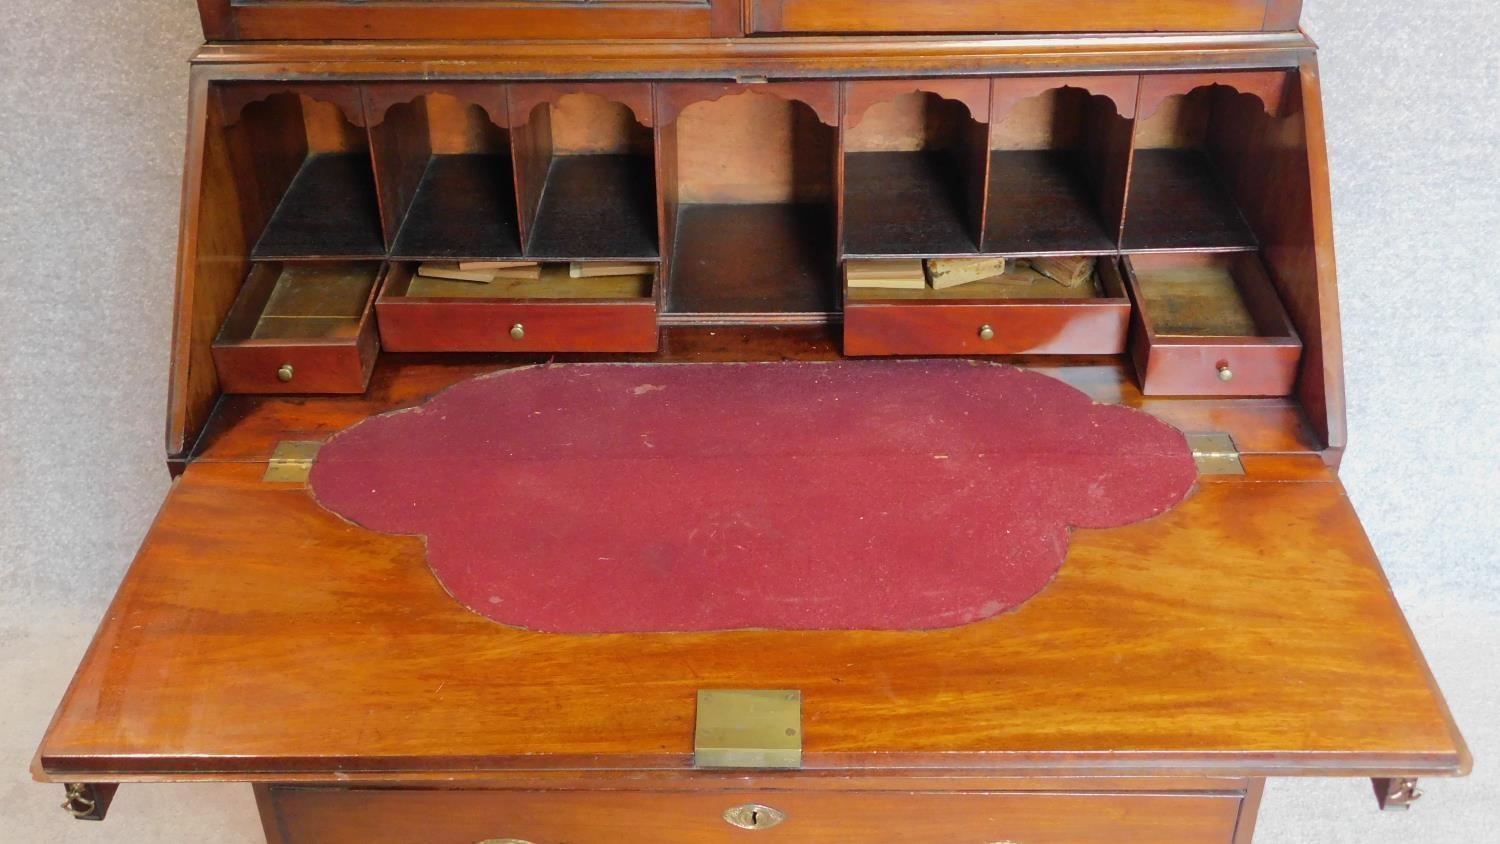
749, 809, 760, 826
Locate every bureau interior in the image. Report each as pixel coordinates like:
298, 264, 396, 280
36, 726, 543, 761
841, 84, 989, 257
1123, 74, 1293, 251
185, 72, 1324, 429
986, 80, 1135, 254
218, 85, 385, 261
660, 86, 840, 323
367, 84, 520, 262
512, 86, 659, 261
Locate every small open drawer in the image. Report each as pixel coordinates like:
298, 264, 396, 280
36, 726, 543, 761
375, 263, 659, 353
211, 262, 382, 394
843, 258, 1131, 356
1124, 252, 1302, 396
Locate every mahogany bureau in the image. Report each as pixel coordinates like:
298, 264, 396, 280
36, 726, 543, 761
36, 1, 1469, 842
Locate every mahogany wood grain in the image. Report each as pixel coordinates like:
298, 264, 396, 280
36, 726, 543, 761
843, 78, 990, 129
187, 350, 1325, 468
844, 259, 1131, 357
1136, 70, 1293, 123
211, 263, 383, 394
37, 454, 1465, 779
196, 0, 744, 41
375, 264, 660, 353
1124, 252, 1302, 397
753, 0, 1284, 34
263, 786, 1244, 844
166, 71, 244, 461
1288, 57, 1347, 461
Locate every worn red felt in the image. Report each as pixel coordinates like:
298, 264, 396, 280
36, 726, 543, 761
309, 361, 1197, 632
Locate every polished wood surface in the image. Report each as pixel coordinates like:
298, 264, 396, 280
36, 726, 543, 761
752, 0, 1290, 35
261, 784, 1245, 843
38, 415, 1466, 779
186, 331, 1324, 464
59, 2, 1473, 837
844, 260, 1131, 356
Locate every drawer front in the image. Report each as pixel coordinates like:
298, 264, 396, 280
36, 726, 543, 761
751, 1, 1289, 34
211, 331, 378, 395
267, 787, 1242, 844
202, 0, 741, 40
845, 302, 1130, 356
1133, 340, 1301, 397
376, 300, 659, 353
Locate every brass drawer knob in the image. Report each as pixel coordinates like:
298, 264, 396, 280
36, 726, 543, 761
723, 803, 785, 830
978, 324, 995, 341
276, 363, 294, 383
510, 323, 526, 341
1217, 362, 1234, 382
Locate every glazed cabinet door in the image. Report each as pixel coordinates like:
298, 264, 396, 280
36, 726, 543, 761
749, 0, 1299, 33
197, 0, 742, 40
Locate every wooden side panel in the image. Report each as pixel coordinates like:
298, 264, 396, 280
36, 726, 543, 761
166, 76, 259, 460
266, 786, 1243, 844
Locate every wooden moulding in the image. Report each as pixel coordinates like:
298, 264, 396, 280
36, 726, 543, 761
375, 262, 660, 353
509, 83, 660, 261
1124, 251, 1301, 397
987, 75, 1138, 255
843, 258, 1131, 356
841, 80, 990, 258
211, 262, 384, 394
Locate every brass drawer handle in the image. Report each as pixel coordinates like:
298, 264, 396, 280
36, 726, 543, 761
978, 324, 995, 341
510, 323, 526, 341
723, 803, 785, 830
1216, 361, 1234, 382
277, 363, 294, 383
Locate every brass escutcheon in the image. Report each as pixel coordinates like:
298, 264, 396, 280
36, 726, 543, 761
723, 803, 786, 830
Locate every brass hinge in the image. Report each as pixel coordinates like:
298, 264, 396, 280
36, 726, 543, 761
1186, 432, 1245, 476
263, 440, 322, 484
694, 689, 802, 770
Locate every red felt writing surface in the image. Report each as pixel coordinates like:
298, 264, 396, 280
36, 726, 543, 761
310, 361, 1197, 633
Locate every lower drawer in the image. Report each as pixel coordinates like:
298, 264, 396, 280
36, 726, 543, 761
265, 786, 1244, 844
376, 262, 660, 353
843, 258, 1132, 357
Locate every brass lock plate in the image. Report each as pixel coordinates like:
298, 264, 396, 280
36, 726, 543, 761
694, 689, 802, 770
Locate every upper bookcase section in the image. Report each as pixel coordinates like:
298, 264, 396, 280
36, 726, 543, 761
195, 0, 1302, 41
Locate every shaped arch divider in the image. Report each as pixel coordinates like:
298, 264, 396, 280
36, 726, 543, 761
1122, 70, 1298, 252
215, 82, 385, 260
840, 79, 992, 259
508, 83, 660, 262
656, 82, 842, 324
364, 83, 520, 262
